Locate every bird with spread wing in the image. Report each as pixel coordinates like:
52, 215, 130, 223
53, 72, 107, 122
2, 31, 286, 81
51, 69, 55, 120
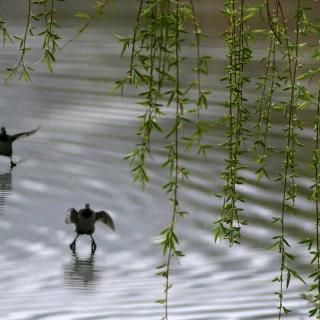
0, 126, 40, 167
65, 203, 115, 252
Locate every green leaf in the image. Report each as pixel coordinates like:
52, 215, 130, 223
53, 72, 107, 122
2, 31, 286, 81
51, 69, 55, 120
287, 267, 306, 285
75, 11, 90, 19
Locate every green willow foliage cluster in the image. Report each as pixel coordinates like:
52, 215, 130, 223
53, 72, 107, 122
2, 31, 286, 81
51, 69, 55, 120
299, 13, 320, 317
267, 0, 306, 316
256, 1, 320, 317
117, 1, 210, 318
1, 0, 320, 319
213, 0, 257, 246
5, 0, 61, 81
1, 0, 109, 80
215, 0, 320, 318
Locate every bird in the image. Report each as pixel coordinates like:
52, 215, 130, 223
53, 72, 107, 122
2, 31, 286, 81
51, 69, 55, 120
65, 203, 115, 252
0, 126, 40, 168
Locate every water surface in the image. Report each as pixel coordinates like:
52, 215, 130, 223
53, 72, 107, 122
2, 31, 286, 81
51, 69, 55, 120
0, 1, 316, 319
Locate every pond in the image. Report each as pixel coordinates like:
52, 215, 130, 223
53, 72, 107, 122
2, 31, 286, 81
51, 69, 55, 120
0, 1, 315, 319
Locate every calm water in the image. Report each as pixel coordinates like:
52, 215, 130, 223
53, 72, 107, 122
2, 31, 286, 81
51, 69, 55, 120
0, 1, 316, 319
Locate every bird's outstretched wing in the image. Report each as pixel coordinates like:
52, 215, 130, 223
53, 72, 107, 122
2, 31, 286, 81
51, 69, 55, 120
10, 125, 41, 142
65, 208, 78, 224
95, 211, 115, 230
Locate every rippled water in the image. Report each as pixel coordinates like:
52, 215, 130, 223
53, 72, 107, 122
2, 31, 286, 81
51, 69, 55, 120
0, 1, 316, 319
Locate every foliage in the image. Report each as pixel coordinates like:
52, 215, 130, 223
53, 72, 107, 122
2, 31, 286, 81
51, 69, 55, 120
119, 1, 210, 318
3, 0, 110, 81
2, 0, 320, 319
213, 0, 257, 246
5, 0, 33, 82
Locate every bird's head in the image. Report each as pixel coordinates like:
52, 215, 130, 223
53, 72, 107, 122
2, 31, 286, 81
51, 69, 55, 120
85, 203, 90, 209
1, 127, 6, 135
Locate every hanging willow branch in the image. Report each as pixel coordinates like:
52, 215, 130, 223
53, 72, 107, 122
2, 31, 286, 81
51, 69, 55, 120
37, 0, 60, 73
61, 0, 111, 49
115, 1, 213, 319
253, 0, 281, 181
123, 0, 166, 187
118, 0, 206, 318
308, 86, 320, 318
214, 0, 257, 246
128, 0, 143, 84
5, 0, 33, 82
0, 0, 12, 47
160, 5, 182, 317
269, 0, 306, 317
298, 15, 320, 313
183, 0, 211, 155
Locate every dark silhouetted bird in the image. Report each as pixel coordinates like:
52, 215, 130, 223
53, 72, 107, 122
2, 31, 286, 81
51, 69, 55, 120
65, 203, 115, 252
0, 126, 40, 167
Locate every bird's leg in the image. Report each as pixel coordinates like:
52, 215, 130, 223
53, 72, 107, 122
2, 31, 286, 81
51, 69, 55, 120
90, 234, 97, 252
69, 234, 79, 251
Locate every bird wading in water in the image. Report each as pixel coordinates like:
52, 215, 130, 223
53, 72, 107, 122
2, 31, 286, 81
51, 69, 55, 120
0, 126, 40, 168
65, 203, 115, 252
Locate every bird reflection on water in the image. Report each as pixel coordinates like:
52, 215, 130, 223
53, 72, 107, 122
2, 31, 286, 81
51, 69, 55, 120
64, 251, 102, 291
0, 169, 12, 214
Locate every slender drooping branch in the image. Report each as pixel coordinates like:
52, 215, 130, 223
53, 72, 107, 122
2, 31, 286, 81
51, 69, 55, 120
5, 0, 32, 82
305, 86, 320, 318
61, 0, 111, 49
0, 0, 12, 47
129, 0, 144, 83
214, 0, 254, 246
184, 0, 211, 156
38, 0, 60, 72
163, 2, 181, 318
276, 0, 305, 317
254, 0, 280, 181
315, 87, 320, 318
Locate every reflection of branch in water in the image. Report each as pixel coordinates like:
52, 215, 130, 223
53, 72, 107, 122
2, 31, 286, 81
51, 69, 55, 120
0, 170, 12, 214
64, 251, 102, 291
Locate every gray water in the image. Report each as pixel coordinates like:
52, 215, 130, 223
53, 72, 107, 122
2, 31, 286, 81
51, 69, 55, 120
0, 1, 316, 319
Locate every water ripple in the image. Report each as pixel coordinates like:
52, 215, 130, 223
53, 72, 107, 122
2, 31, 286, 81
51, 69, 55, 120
0, 3, 315, 319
